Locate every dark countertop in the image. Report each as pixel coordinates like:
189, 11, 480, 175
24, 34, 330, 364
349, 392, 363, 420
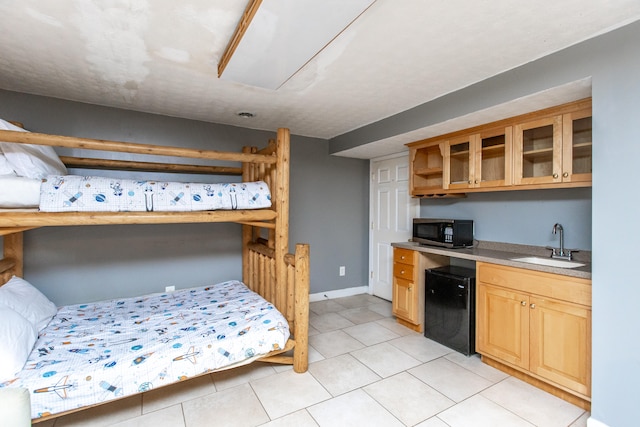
391, 240, 591, 280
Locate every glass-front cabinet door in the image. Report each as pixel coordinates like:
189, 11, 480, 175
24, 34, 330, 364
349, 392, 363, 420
444, 135, 476, 190
474, 126, 512, 188
562, 108, 592, 183
514, 115, 563, 185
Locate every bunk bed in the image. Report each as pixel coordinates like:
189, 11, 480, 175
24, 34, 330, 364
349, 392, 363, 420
0, 124, 309, 422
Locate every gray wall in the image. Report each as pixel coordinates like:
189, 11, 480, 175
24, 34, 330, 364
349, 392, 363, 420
331, 20, 640, 427
589, 24, 640, 427
0, 90, 369, 303
420, 188, 592, 250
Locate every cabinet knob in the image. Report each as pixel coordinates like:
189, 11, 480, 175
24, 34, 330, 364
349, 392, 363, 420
521, 300, 527, 306
401, 256, 405, 260
468, 180, 472, 184
408, 286, 412, 291
563, 172, 569, 178
553, 173, 559, 179
530, 303, 536, 309
400, 270, 405, 275
475, 180, 478, 184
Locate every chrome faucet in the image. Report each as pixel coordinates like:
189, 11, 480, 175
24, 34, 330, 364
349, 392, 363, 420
547, 223, 576, 260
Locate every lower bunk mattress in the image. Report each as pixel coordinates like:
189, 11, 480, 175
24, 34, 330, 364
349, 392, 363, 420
3, 280, 290, 420
0, 175, 272, 211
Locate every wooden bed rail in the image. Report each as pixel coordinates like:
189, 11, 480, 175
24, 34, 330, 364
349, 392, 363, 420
0, 129, 276, 165
58, 156, 243, 176
0, 209, 277, 228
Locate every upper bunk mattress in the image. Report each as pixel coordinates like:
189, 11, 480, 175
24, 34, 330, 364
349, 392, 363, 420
4, 280, 289, 419
39, 175, 271, 212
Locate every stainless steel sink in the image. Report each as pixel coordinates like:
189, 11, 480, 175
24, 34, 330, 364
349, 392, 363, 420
510, 256, 586, 269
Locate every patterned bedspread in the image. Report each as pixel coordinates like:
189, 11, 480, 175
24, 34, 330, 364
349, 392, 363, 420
3, 281, 289, 419
39, 175, 272, 212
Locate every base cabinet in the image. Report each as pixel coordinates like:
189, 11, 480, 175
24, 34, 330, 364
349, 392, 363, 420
476, 262, 591, 404
392, 248, 421, 331
392, 247, 449, 332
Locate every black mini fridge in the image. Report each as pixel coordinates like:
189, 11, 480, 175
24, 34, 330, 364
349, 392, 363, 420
424, 265, 476, 356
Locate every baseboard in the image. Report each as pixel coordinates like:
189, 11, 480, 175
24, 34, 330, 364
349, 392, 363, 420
309, 286, 369, 302
587, 417, 609, 427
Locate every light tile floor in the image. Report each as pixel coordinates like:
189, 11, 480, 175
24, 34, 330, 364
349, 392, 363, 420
38, 294, 590, 427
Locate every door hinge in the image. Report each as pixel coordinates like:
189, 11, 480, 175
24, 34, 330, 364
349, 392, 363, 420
370, 271, 374, 279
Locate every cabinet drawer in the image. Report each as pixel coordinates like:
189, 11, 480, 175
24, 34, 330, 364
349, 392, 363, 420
394, 248, 415, 265
394, 262, 415, 281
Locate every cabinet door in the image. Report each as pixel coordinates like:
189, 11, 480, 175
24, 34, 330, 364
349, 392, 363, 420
514, 115, 562, 185
562, 108, 592, 183
444, 135, 476, 190
392, 277, 417, 323
477, 283, 529, 369
474, 126, 513, 188
529, 296, 591, 396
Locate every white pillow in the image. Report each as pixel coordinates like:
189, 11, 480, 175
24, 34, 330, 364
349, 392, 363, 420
0, 306, 37, 382
0, 276, 57, 332
0, 119, 67, 179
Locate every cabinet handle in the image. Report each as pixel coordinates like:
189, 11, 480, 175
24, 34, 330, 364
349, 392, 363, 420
521, 300, 527, 306
400, 270, 405, 275
563, 172, 569, 178
475, 180, 478, 184
553, 173, 559, 179
468, 180, 472, 184
408, 286, 412, 291
401, 255, 405, 260
530, 303, 536, 309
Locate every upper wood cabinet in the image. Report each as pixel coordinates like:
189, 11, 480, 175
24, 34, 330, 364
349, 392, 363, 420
444, 126, 513, 190
444, 134, 474, 190
514, 115, 562, 185
513, 106, 592, 186
408, 99, 591, 197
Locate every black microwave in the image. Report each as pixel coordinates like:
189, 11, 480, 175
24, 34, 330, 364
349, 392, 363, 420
412, 219, 474, 248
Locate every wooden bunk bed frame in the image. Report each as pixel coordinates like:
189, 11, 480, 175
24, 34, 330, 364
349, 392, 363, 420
0, 126, 309, 421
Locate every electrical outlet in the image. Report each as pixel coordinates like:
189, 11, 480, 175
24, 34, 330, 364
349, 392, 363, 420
165, 285, 175, 292
339, 266, 346, 276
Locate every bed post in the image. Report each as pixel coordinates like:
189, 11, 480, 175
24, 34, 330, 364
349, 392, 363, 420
241, 145, 258, 283
274, 128, 290, 312
293, 243, 309, 373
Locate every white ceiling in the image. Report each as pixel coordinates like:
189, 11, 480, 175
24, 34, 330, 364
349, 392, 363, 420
0, 0, 638, 158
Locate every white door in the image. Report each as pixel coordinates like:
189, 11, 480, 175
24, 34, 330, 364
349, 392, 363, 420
369, 154, 420, 301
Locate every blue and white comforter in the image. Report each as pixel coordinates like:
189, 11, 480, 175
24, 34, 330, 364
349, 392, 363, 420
39, 175, 271, 212
3, 281, 289, 419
